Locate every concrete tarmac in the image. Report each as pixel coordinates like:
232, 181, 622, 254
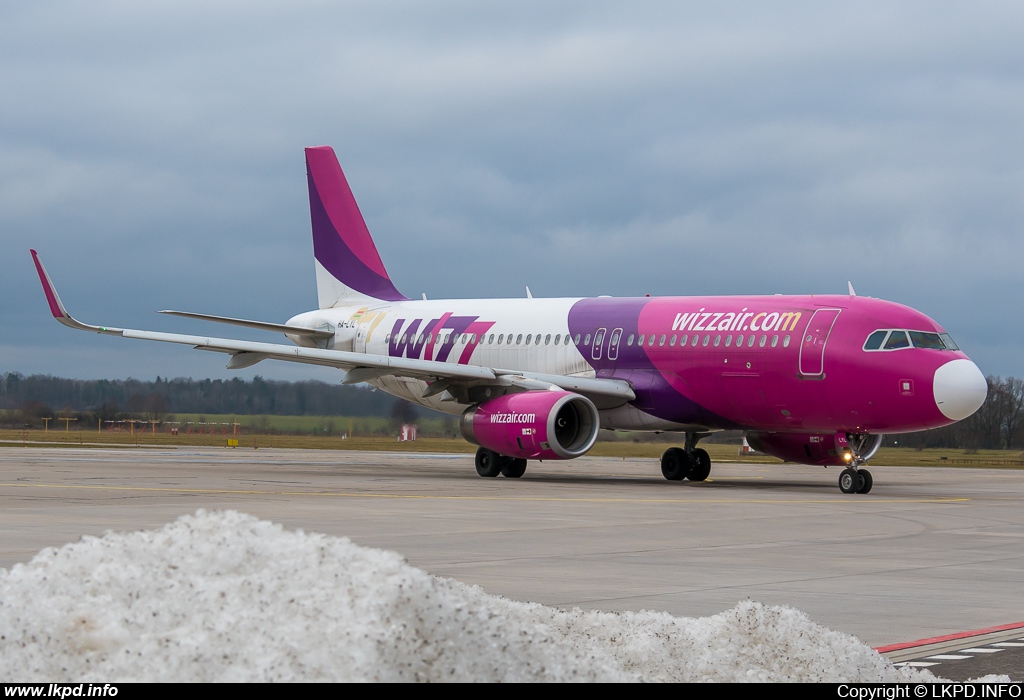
2, 446, 1023, 655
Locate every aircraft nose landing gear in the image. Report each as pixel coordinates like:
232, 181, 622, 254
836, 434, 881, 494
838, 467, 873, 494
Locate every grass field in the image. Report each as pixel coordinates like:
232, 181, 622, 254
3, 412, 450, 437
1, 427, 1022, 468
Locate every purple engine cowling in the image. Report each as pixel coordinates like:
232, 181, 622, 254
460, 390, 600, 460
746, 431, 855, 467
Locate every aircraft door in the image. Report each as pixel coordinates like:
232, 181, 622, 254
592, 328, 607, 361
607, 328, 622, 361
799, 309, 841, 377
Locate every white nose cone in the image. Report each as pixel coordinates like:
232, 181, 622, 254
933, 359, 987, 421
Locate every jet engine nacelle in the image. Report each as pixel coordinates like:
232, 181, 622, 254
746, 431, 855, 466
460, 390, 600, 460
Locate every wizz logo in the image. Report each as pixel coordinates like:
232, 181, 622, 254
388, 313, 495, 364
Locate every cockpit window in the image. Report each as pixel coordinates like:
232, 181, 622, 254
883, 331, 910, 350
865, 328, 959, 352
864, 330, 887, 350
909, 331, 944, 350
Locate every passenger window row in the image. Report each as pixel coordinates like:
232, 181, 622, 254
569, 329, 790, 347
385, 332, 573, 346
863, 330, 958, 352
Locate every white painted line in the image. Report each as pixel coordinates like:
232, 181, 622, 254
896, 662, 940, 668
927, 655, 972, 660
961, 648, 1003, 653
994, 642, 1024, 647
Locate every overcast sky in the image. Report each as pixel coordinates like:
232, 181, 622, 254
2, 1, 1022, 382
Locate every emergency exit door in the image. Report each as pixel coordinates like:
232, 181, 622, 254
799, 309, 841, 377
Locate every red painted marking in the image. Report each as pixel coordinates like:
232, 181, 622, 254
875, 621, 1024, 653
30, 249, 64, 318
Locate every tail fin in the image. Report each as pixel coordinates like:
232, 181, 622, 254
305, 146, 408, 307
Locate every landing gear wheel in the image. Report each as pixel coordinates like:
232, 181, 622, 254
475, 447, 501, 478
856, 469, 873, 494
500, 457, 528, 479
661, 447, 691, 481
838, 467, 864, 494
688, 448, 712, 481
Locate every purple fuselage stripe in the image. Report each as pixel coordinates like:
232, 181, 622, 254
568, 298, 732, 427
307, 167, 408, 302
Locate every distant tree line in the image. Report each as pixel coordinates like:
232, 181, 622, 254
0, 372, 402, 428
893, 376, 1024, 450
2, 371, 1022, 449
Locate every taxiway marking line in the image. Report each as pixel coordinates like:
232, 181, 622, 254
0, 482, 971, 505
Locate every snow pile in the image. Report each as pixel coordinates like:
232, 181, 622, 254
0, 511, 937, 682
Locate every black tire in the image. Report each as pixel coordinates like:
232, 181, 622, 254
856, 469, 873, 494
689, 448, 712, 481
838, 467, 863, 494
501, 457, 528, 479
661, 447, 690, 481
475, 447, 501, 477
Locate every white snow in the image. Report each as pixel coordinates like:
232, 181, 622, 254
0, 510, 973, 681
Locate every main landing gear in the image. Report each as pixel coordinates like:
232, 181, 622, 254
475, 447, 528, 479
661, 433, 712, 482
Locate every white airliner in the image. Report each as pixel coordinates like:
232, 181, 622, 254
31, 146, 987, 492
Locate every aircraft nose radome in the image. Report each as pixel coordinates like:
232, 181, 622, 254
933, 359, 987, 421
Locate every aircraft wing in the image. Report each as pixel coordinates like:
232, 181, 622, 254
156, 310, 335, 340
30, 251, 635, 405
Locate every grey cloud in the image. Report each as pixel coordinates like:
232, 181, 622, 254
2, 0, 1022, 380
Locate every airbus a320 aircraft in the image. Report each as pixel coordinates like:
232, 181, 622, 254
31, 146, 988, 493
